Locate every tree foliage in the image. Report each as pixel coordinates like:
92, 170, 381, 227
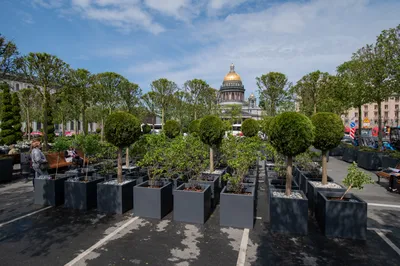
311, 112, 344, 152
199, 115, 225, 147
0, 84, 15, 145
188, 119, 201, 135
150, 78, 178, 127
0, 34, 19, 78
241, 118, 259, 137
11, 92, 22, 142
105, 111, 141, 148
164, 120, 180, 138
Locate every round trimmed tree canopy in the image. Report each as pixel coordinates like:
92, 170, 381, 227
105, 111, 141, 148
311, 112, 344, 152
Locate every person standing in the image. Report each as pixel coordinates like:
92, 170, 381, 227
31, 139, 49, 187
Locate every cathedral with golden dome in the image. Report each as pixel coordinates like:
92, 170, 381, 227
218, 63, 263, 121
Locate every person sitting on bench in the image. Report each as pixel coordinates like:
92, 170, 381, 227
64, 146, 84, 167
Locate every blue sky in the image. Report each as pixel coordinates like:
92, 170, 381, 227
1, 0, 400, 99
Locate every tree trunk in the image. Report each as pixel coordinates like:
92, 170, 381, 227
378, 100, 383, 150
285, 156, 293, 196
322, 152, 328, 185
126, 147, 129, 167
358, 105, 362, 140
27, 110, 31, 141
313, 104, 317, 115
209, 146, 214, 173
194, 110, 197, 121
74, 119, 78, 137
340, 184, 352, 200
117, 147, 123, 183
101, 117, 104, 141
85, 157, 90, 182
62, 117, 65, 137
162, 108, 165, 129
43, 91, 49, 151
82, 106, 87, 135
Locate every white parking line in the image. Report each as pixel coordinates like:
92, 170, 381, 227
372, 229, 400, 256
0, 206, 52, 228
367, 227, 392, 233
65, 216, 139, 266
368, 203, 400, 209
236, 228, 249, 266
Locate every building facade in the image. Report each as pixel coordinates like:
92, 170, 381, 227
218, 64, 263, 121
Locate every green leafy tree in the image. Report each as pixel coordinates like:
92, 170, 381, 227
0, 84, 14, 145
80, 134, 101, 181
199, 115, 225, 173
256, 72, 292, 116
11, 92, 22, 143
184, 79, 210, 120
164, 120, 180, 138
0, 34, 19, 78
224, 104, 242, 125
241, 118, 259, 137
341, 162, 374, 200
150, 78, 178, 128
259, 116, 273, 138
142, 124, 151, 134
354, 43, 397, 148
188, 119, 201, 135
269, 112, 315, 195
142, 91, 158, 129
311, 112, 344, 184
18, 53, 69, 150
118, 79, 142, 114
18, 88, 41, 140
52, 137, 71, 177
104, 112, 141, 183
45, 91, 55, 143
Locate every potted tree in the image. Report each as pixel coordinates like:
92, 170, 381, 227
64, 134, 103, 211
135, 134, 173, 219
242, 118, 261, 179
173, 134, 212, 224
220, 136, 261, 228
316, 162, 373, 240
164, 120, 181, 138
269, 112, 314, 235
96, 112, 142, 214
34, 137, 73, 207
307, 113, 346, 215
197, 115, 226, 207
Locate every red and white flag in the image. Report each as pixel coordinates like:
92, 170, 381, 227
350, 128, 356, 139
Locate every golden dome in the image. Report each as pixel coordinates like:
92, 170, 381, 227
223, 63, 242, 82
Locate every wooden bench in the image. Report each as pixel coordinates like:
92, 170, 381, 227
376, 163, 400, 184
45, 150, 88, 170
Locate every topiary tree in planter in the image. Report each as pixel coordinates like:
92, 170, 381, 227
260, 116, 273, 140
199, 115, 225, 173
105, 112, 141, 183
188, 119, 201, 136
311, 112, 344, 184
164, 120, 180, 138
241, 118, 259, 138
81, 134, 101, 181
269, 112, 315, 195
0, 84, 14, 145
52, 137, 71, 178
142, 124, 151, 135
340, 162, 374, 200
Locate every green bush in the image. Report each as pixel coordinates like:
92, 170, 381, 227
105, 111, 141, 182
269, 112, 314, 195
199, 115, 225, 172
260, 116, 273, 137
341, 162, 374, 199
188, 119, 201, 135
52, 137, 72, 177
241, 118, 259, 137
164, 120, 180, 138
96, 128, 101, 134
11, 93, 22, 143
142, 124, 151, 134
0, 84, 15, 145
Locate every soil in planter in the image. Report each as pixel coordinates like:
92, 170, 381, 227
328, 197, 359, 202
184, 185, 204, 192
146, 180, 164, 188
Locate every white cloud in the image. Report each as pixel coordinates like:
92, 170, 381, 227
32, 0, 64, 9
208, 0, 247, 10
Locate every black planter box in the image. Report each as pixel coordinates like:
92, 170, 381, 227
357, 151, 382, 171
306, 181, 345, 216
220, 186, 255, 228
316, 191, 367, 240
381, 155, 400, 169
133, 181, 173, 219
173, 183, 212, 224
161, 177, 185, 195
342, 147, 357, 163
97, 179, 136, 214
293, 167, 300, 185
300, 172, 333, 194
269, 189, 308, 235
329, 146, 344, 156
64, 177, 105, 210
201, 168, 227, 189
126, 172, 149, 184
0, 158, 13, 182
193, 175, 220, 208
269, 179, 299, 190
34, 175, 70, 206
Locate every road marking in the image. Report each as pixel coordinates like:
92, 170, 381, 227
368, 203, 400, 209
236, 228, 249, 266
368, 227, 392, 233
65, 216, 139, 266
255, 217, 262, 220
373, 229, 400, 256
0, 206, 52, 228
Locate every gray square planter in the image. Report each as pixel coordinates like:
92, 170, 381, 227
173, 183, 212, 224
161, 177, 185, 195
300, 173, 333, 194
269, 179, 299, 191
201, 168, 227, 189
97, 179, 136, 214
193, 175, 220, 208
126, 172, 149, 185
357, 151, 382, 171
306, 181, 345, 216
342, 147, 357, 163
316, 191, 367, 240
381, 155, 400, 169
133, 181, 173, 219
0, 158, 13, 182
329, 146, 344, 156
269, 189, 308, 235
34, 175, 70, 206
220, 186, 255, 229
64, 177, 105, 210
